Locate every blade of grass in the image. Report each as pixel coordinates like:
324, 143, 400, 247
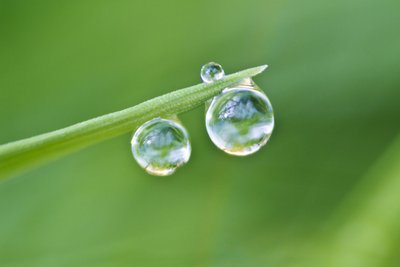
304, 134, 400, 267
0, 65, 268, 181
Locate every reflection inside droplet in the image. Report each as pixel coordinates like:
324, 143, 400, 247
131, 118, 191, 176
200, 62, 225, 83
205, 86, 274, 156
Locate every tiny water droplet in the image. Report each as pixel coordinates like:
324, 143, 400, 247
200, 62, 225, 83
131, 118, 191, 176
205, 82, 274, 156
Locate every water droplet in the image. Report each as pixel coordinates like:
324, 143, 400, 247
200, 62, 225, 83
205, 82, 274, 156
131, 118, 191, 176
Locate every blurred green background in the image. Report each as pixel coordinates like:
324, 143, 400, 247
1, 0, 400, 266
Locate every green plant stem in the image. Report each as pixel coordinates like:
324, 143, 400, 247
0, 65, 267, 181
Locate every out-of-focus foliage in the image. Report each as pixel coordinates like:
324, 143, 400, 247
0, 0, 399, 266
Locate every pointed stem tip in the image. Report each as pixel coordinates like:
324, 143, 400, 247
247, 64, 269, 75
258, 64, 269, 73
261, 64, 269, 71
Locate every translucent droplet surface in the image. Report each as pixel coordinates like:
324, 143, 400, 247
131, 118, 191, 176
200, 62, 225, 83
205, 85, 274, 156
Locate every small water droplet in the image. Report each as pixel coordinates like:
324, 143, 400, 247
200, 62, 225, 83
131, 118, 191, 176
205, 82, 274, 156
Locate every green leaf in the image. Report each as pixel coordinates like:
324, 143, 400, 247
0, 65, 267, 181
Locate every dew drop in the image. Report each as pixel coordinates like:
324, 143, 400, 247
131, 118, 191, 176
200, 62, 225, 83
205, 82, 274, 156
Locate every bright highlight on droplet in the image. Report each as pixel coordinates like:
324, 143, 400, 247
131, 118, 191, 176
200, 62, 225, 83
205, 84, 274, 156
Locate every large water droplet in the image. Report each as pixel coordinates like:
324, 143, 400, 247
205, 83, 274, 156
131, 118, 191, 176
200, 62, 225, 83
